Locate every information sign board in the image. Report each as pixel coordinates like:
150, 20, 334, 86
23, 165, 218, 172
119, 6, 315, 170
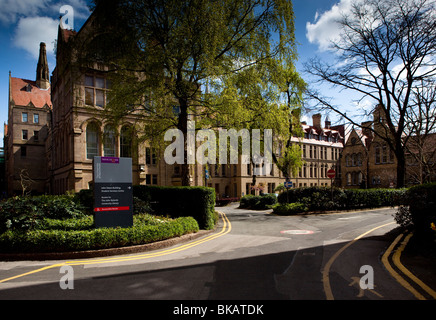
93, 156, 133, 228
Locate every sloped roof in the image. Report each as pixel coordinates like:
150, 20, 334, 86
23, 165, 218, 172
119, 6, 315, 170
10, 77, 52, 109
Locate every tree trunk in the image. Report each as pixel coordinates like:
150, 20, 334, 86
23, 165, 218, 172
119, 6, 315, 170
178, 98, 191, 186
396, 150, 406, 188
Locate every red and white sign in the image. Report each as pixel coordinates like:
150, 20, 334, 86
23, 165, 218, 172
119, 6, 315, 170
327, 169, 336, 179
94, 206, 130, 212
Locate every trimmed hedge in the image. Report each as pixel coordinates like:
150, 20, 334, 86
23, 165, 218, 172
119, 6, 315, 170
278, 186, 406, 211
0, 214, 199, 253
272, 203, 308, 215
133, 185, 217, 230
239, 194, 277, 210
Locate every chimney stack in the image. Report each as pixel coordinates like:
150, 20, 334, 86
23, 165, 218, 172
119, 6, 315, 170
312, 113, 321, 129
361, 121, 373, 138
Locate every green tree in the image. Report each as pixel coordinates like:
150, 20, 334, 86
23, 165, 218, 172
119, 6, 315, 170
82, 0, 304, 185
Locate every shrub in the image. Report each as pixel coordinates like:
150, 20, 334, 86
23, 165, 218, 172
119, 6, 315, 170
278, 186, 406, 211
133, 185, 217, 230
0, 215, 199, 253
239, 194, 277, 210
272, 203, 308, 216
0, 195, 86, 233
403, 183, 436, 238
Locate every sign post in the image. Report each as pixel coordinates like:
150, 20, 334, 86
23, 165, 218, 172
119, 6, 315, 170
327, 168, 336, 201
93, 156, 133, 228
284, 180, 293, 203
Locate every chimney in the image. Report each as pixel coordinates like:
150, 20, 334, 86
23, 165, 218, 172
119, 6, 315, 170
325, 116, 331, 129
36, 42, 50, 90
312, 113, 321, 129
361, 121, 373, 138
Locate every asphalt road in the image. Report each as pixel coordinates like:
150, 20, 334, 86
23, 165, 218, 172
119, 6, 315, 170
0, 204, 422, 301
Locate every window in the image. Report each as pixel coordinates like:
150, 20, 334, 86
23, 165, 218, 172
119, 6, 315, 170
22, 130, 28, 140
86, 122, 100, 159
146, 148, 157, 165
152, 174, 158, 185
302, 145, 306, 158
120, 126, 133, 158
103, 126, 116, 157
34, 130, 39, 141
33, 114, 39, 124
357, 153, 362, 166
84, 75, 109, 107
346, 173, 351, 185
375, 144, 381, 164
22, 112, 28, 122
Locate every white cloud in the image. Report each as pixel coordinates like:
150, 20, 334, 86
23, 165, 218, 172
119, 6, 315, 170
8, 0, 91, 60
306, 0, 359, 52
0, 0, 51, 24
13, 16, 59, 60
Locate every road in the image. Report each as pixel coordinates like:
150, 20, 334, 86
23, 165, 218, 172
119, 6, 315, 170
0, 203, 424, 301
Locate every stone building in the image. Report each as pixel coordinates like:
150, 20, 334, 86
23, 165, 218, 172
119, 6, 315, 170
342, 105, 398, 189
4, 43, 52, 195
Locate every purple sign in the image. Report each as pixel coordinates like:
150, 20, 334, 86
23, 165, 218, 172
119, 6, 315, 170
101, 157, 120, 164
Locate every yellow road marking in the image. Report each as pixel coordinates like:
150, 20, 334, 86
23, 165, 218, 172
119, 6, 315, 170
383, 232, 436, 300
381, 233, 426, 300
323, 222, 395, 300
0, 211, 231, 284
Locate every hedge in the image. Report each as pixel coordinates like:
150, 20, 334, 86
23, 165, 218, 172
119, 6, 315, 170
277, 186, 406, 211
239, 194, 277, 210
0, 215, 199, 253
133, 185, 217, 230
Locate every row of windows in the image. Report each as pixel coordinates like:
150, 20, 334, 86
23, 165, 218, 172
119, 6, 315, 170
22, 130, 39, 141
298, 163, 337, 179
86, 123, 133, 159
22, 112, 39, 124
304, 132, 339, 143
346, 153, 363, 167
302, 145, 340, 160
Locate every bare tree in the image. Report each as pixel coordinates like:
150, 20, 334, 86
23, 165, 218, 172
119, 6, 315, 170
305, 0, 436, 187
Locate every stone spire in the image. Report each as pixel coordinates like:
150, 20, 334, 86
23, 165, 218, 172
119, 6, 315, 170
36, 42, 50, 89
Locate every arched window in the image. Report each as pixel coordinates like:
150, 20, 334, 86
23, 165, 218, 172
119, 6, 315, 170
86, 122, 100, 159
103, 125, 116, 157
346, 173, 352, 185
120, 125, 133, 158
374, 144, 381, 164
357, 153, 362, 166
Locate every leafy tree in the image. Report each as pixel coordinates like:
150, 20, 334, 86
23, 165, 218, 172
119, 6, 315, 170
80, 0, 304, 185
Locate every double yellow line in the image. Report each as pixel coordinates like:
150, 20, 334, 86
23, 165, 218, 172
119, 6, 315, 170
323, 222, 395, 300
382, 232, 436, 300
323, 221, 436, 300
0, 211, 231, 284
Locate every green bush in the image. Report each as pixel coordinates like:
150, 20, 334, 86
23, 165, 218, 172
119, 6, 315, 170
278, 186, 406, 211
0, 214, 199, 253
133, 185, 217, 230
272, 203, 308, 216
0, 195, 86, 233
402, 183, 436, 238
239, 194, 277, 210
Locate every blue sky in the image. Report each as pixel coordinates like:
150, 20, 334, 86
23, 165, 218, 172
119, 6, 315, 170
0, 0, 367, 147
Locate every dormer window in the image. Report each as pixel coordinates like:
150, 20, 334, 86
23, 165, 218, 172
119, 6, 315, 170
26, 84, 32, 92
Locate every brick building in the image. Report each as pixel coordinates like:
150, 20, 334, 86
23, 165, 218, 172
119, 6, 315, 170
4, 43, 52, 195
